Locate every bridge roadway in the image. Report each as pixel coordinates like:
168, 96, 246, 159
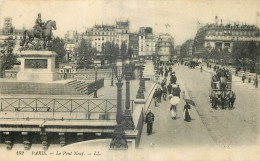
140, 64, 260, 149
0, 79, 155, 150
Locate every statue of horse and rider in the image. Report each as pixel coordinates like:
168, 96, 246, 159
20, 13, 57, 49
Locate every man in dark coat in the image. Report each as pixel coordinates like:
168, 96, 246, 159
167, 83, 172, 94
170, 74, 177, 84
176, 85, 181, 98
162, 86, 167, 101
145, 109, 155, 135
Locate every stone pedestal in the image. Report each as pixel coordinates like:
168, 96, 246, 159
40, 132, 48, 150
59, 133, 66, 147
122, 109, 135, 130
77, 133, 84, 142
3, 132, 13, 150
125, 130, 138, 149
22, 132, 31, 150
17, 51, 57, 82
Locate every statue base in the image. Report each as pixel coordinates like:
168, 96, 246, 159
17, 50, 57, 82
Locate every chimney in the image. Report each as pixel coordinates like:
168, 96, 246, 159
215, 16, 218, 25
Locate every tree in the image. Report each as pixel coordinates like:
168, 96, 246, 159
120, 41, 127, 60
49, 37, 66, 68
76, 39, 96, 68
0, 37, 17, 78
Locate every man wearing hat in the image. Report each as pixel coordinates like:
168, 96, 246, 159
145, 109, 155, 135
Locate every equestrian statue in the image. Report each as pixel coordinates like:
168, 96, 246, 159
20, 13, 57, 50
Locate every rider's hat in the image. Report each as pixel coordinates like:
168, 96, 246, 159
38, 13, 41, 17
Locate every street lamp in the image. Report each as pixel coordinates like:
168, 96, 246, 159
256, 62, 258, 88
110, 53, 128, 149
111, 63, 114, 86
122, 55, 135, 130
93, 64, 98, 98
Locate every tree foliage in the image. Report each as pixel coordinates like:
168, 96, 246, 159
49, 37, 67, 68
76, 39, 96, 68
231, 41, 259, 71
0, 37, 17, 78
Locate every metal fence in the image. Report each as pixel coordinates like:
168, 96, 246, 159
0, 98, 135, 120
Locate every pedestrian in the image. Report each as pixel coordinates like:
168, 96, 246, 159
167, 83, 172, 94
145, 109, 155, 135
162, 86, 167, 101
170, 96, 180, 120
201, 66, 203, 72
170, 74, 177, 84
242, 74, 246, 83
172, 84, 178, 96
153, 89, 158, 107
170, 105, 177, 120
183, 102, 191, 122
157, 88, 162, 102
161, 80, 165, 88
176, 85, 181, 98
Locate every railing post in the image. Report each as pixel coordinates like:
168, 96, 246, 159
87, 99, 90, 120
71, 99, 73, 112
105, 100, 108, 120
53, 99, 55, 118
36, 98, 37, 112
0, 98, 2, 111
132, 100, 133, 113
18, 98, 21, 111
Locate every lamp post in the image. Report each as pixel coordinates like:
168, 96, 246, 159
122, 55, 135, 130
136, 64, 145, 99
111, 63, 114, 86
256, 62, 258, 88
110, 53, 128, 149
93, 64, 98, 98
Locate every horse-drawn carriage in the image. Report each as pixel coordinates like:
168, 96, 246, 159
209, 69, 236, 109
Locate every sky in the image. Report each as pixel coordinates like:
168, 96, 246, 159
0, 0, 260, 45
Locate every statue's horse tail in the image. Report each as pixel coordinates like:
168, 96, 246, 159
20, 30, 28, 46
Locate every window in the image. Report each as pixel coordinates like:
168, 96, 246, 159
102, 37, 104, 41
98, 38, 100, 40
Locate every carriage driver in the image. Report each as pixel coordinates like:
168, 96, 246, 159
34, 13, 45, 35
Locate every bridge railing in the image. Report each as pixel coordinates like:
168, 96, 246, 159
0, 98, 135, 120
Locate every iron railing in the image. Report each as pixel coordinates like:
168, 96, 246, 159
0, 98, 135, 120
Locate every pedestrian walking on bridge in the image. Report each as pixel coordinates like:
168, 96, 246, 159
145, 109, 155, 135
183, 102, 191, 122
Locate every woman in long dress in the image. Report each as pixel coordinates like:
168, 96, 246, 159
170, 105, 177, 119
183, 102, 191, 122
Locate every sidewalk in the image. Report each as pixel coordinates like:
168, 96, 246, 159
139, 68, 215, 148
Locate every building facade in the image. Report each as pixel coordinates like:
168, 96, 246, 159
138, 27, 154, 59
115, 20, 129, 49
194, 17, 260, 53
145, 33, 157, 59
64, 30, 79, 62
83, 20, 129, 53
129, 33, 139, 59
157, 33, 174, 63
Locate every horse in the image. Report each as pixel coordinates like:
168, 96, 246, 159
20, 20, 57, 49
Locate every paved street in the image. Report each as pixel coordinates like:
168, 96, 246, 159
140, 64, 260, 148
